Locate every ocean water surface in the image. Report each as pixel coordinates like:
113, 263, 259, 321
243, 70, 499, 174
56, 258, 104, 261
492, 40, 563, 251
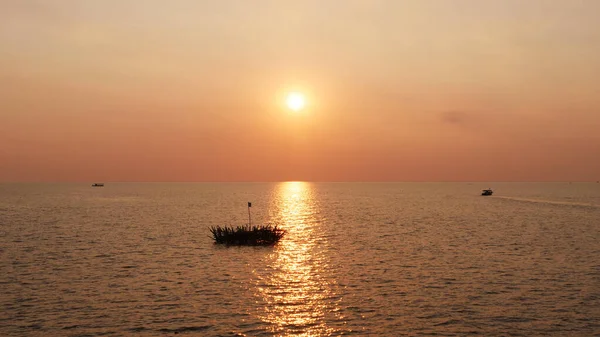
1, 182, 599, 336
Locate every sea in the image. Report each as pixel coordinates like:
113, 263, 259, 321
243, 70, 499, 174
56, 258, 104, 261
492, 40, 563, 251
1, 182, 599, 336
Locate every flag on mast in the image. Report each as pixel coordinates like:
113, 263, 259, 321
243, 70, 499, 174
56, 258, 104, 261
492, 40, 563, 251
248, 202, 252, 207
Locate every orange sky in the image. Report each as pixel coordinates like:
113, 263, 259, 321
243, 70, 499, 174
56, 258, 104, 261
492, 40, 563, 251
1, 0, 599, 182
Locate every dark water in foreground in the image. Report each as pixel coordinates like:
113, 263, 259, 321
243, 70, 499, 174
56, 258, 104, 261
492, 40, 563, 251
1, 182, 599, 336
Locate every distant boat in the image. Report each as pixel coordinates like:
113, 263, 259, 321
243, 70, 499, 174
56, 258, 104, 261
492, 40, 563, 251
92, 183, 104, 187
481, 188, 493, 196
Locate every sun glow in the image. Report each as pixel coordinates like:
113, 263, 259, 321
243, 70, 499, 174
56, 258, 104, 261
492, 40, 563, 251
285, 92, 306, 111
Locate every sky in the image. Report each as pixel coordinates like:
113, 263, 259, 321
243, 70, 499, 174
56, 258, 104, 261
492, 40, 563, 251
1, 0, 599, 182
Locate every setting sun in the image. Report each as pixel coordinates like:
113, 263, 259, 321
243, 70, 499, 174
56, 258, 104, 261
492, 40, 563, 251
285, 92, 306, 111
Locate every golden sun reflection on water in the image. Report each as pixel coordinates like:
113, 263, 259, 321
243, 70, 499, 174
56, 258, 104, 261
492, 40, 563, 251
254, 182, 342, 336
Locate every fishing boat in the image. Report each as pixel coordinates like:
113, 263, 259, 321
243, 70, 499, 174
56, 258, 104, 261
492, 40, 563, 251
481, 188, 493, 196
92, 183, 104, 187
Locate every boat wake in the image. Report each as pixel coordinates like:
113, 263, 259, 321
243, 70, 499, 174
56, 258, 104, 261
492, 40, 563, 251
495, 196, 600, 209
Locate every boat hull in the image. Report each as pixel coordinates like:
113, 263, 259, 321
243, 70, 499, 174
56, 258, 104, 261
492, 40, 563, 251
481, 189, 493, 196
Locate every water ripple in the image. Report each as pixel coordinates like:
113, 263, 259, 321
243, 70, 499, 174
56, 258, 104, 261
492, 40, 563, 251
1, 182, 599, 336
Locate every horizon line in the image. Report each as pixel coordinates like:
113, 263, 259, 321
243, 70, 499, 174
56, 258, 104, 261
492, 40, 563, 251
1, 180, 598, 184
